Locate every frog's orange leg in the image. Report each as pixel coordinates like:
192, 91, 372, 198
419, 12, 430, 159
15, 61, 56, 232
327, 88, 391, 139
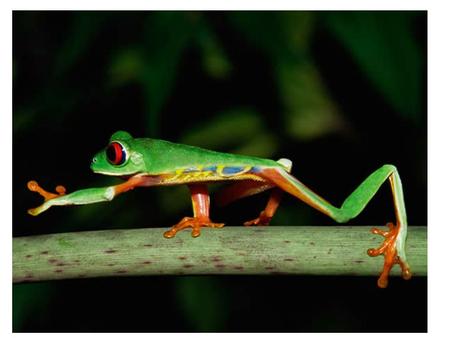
216, 179, 284, 226
216, 180, 274, 206
164, 184, 224, 238
243, 188, 284, 226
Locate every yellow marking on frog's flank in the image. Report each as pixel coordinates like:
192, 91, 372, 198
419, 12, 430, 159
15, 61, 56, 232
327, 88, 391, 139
163, 164, 263, 184
216, 165, 225, 176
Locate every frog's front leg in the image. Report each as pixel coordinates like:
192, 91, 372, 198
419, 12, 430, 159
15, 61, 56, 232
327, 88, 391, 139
163, 184, 224, 238
27, 176, 148, 216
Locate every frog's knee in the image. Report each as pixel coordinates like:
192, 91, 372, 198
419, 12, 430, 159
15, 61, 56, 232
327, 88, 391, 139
277, 158, 292, 173
382, 164, 397, 173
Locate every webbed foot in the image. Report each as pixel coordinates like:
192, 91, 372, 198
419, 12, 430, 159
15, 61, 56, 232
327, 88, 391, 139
27, 180, 67, 216
163, 217, 224, 238
243, 211, 272, 226
367, 222, 412, 288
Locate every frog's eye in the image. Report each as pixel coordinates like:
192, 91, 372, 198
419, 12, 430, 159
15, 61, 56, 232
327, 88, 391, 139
106, 142, 127, 165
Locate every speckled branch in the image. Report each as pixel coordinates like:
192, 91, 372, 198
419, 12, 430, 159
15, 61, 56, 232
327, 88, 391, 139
13, 226, 427, 283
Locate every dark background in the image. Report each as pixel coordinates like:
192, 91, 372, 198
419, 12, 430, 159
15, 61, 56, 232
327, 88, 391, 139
13, 11, 427, 332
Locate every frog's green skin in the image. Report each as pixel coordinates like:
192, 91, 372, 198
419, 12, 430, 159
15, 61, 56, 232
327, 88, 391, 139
28, 130, 411, 288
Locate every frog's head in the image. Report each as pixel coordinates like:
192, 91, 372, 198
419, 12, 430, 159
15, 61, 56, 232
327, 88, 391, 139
90, 131, 146, 177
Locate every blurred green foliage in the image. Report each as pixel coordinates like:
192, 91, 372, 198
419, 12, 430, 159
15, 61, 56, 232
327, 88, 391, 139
13, 11, 426, 332
324, 12, 423, 122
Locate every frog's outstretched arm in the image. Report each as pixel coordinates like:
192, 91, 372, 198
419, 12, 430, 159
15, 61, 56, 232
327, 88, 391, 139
253, 164, 410, 288
27, 175, 151, 216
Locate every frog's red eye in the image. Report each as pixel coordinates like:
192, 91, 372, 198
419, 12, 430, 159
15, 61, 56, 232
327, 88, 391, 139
106, 142, 127, 165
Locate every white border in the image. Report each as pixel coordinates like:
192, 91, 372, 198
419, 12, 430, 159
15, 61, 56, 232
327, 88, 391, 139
428, 4, 450, 337
1, 1, 12, 336
4, 0, 450, 336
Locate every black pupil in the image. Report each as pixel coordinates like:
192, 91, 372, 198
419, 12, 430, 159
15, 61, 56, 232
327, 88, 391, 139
106, 143, 125, 165
106, 145, 116, 162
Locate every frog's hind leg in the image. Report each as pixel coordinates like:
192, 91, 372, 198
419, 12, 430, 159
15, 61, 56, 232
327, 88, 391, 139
242, 188, 284, 226
257, 164, 411, 288
216, 159, 293, 226
216, 180, 283, 226
216, 180, 275, 206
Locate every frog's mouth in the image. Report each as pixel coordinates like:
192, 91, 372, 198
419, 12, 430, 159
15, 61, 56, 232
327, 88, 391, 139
92, 170, 144, 180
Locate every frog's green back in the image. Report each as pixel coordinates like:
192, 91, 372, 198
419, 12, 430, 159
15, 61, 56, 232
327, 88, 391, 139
133, 138, 280, 175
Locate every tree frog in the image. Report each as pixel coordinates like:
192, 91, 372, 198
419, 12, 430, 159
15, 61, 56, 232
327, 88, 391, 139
27, 130, 411, 287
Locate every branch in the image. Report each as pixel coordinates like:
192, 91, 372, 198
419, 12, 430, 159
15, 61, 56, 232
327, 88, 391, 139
13, 226, 427, 283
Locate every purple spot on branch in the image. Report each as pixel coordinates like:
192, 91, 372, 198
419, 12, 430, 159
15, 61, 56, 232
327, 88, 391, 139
265, 266, 275, 270
283, 258, 294, 261
25, 254, 32, 258
234, 266, 244, 270
215, 264, 226, 268
284, 240, 291, 244
116, 270, 128, 274
48, 259, 58, 264
211, 256, 222, 262
142, 261, 152, 265
54, 269, 63, 273
183, 264, 194, 268
41, 251, 49, 255
143, 244, 153, 247
178, 256, 187, 260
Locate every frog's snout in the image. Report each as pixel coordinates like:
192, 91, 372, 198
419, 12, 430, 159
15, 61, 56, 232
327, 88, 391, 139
90, 157, 98, 170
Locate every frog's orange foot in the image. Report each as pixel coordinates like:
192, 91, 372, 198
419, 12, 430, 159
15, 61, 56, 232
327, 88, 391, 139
367, 222, 411, 288
163, 217, 225, 238
27, 180, 66, 202
243, 211, 272, 226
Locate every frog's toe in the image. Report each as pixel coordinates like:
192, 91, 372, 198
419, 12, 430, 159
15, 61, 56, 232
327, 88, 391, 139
243, 211, 272, 226
367, 222, 411, 288
55, 185, 66, 195
27, 180, 66, 201
163, 217, 224, 238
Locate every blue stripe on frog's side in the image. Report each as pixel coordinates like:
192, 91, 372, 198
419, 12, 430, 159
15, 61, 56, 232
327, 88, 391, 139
250, 166, 262, 173
221, 166, 246, 175
203, 165, 217, 172
179, 165, 262, 177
